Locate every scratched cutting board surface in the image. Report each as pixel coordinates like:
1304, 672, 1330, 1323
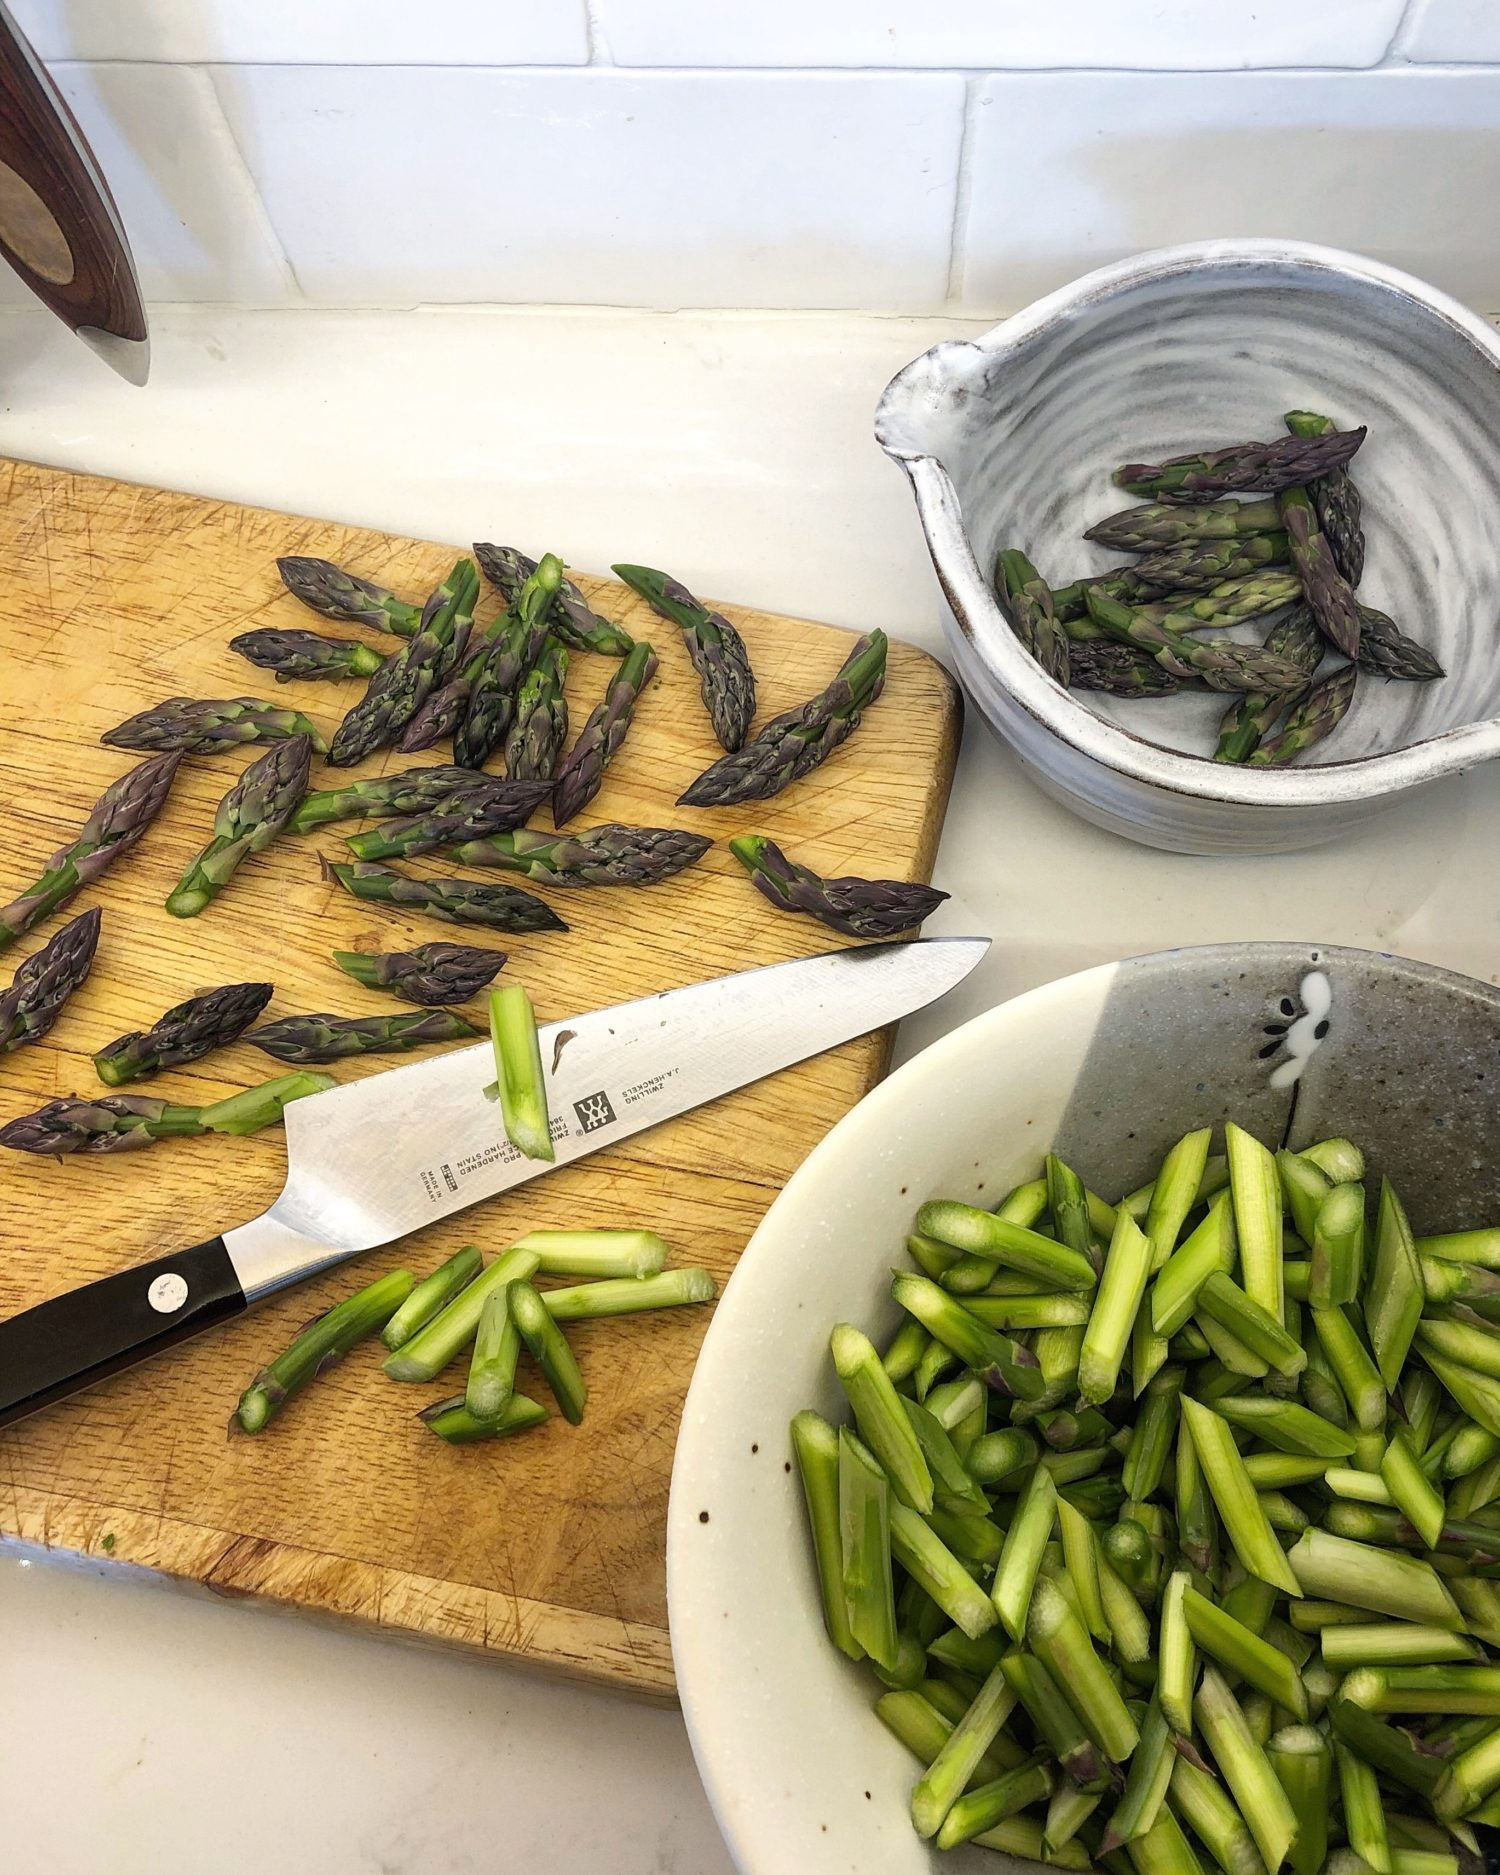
0, 457, 960, 1698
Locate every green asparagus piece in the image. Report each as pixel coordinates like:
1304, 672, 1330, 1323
0, 753, 180, 948
166, 731, 313, 915
0, 1070, 331, 1154
1122, 1365, 1184, 1501
93, 981, 273, 1085
1248, 663, 1359, 765
1356, 603, 1445, 682
1277, 1147, 1333, 1246
889, 1272, 1045, 1400
0, 906, 101, 1052
1343, 1666, 1500, 1716
831, 1322, 933, 1511
417, 1391, 548, 1444
1194, 1663, 1299, 1875
250, 1008, 480, 1063
1226, 1122, 1284, 1319
1027, 1572, 1139, 1762
475, 543, 633, 657
1170, 1758, 1262, 1875
730, 833, 948, 941
1086, 590, 1309, 695
1079, 1209, 1154, 1404
488, 983, 554, 1163
235, 1268, 413, 1432
380, 1245, 483, 1350
1322, 1625, 1480, 1669
1287, 1529, 1462, 1628
454, 824, 712, 890
1114, 427, 1366, 499
838, 1427, 899, 1670
992, 1462, 1057, 1639
463, 1286, 520, 1422
1338, 1738, 1393, 1872
1152, 1194, 1235, 1335
1102, 1695, 1175, 1851
1181, 1397, 1299, 1594
502, 637, 570, 783
996, 548, 1070, 684
888, 1500, 997, 1640
454, 553, 564, 769
102, 696, 328, 756
538, 1269, 716, 1320
1159, 1570, 1197, 1737
1382, 1426, 1447, 1548
291, 770, 546, 835
1210, 1394, 1355, 1457
1055, 534, 1291, 618
1435, 1721, 1500, 1820
1045, 1783, 1103, 1855
1197, 1273, 1307, 1377
1055, 1495, 1111, 1644
1325, 1465, 1394, 1503
327, 559, 479, 766
333, 942, 506, 1007
1418, 1230, 1500, 1269
915, 1199, 1097, 1291
1369, 1178, 1424, 1387
1309, 1181, 1366, 1308
967, 1428, 1038, 1486
1135, 569, 1302, 629
1278, 482, 1360, 658
1124, 1803, 1207, 1875
381, 1246, 540, 1381
346, 785, 553, 862
503, 1229, 666, 1280
323, 860, 565, 935
1300, 1137, 1366, 1181
1086, 496, 1285, 553
397, 603, 518, 752
1285, 409, 1364, 584
678, 631, 887, 808
508, 1279, 585, 1424
902, 1396, 987, 1515
1183, 1584, 1308, 1717
276, 556, 422, 636
230, 627, 387, 683
790, 1410, 862, 1659
611, 563, 753, 750
912, 1660, 1021, 1838
934, 1755, 1052, 1852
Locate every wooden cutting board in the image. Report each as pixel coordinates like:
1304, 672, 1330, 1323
0, 458, 960, 1699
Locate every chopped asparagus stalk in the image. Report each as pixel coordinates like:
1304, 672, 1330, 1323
992, 1463, 1057, 1640
831, 1322, 933, 1513
1368, 1177, 1423, 1386
236, 1268, 413, 1431
1103, 1694, 1175, 1851
464, 1286, 519, 1422
888, 1500, 997, 1641
506, 1229, 669, 1279
381, 1246, 540, 1381
914, 1198, 1097, 1291
911, 1659, 1021, 1839
508, 1280, 586, 1424
1056, 1495, 1111, 1645
380, 1245, 482, 1351
1382, 1425, 1448, 1548
489, 984, 554, 1163
1152, 1193, 1235, 1336
1001, 1649, 1110, 1789
1287, 1528, 1463, 1628
889, 1272, 1044, 1400
1311, 1304, 1387, 1431
1197, 1272, 1307, 1376
1181, 1396, 1300, 1594
1159, 1570, 1197, 1737
1170, 1758, 1262, 1875
1183, 1584, 1308, 1718
1311, 1181, 1366, 1308
1125, 1803, 1208, 1875
1226, 1122, 1284, 1318
1079, 1208, 1154, 1404
1321, 1625, 1482, 1669
1338, 1737, 1393, 1871
417, 1391, 547, 1444
1211, 1394, 1356, 1458
538, 1269, 717, 1320
934, 1756, 1052, 1852
1194, 1663, 1298, 1875
836, 1427, 899, 1670
1342, 1666, 1500, 1716
790, 1410, 862, 1660
1027, 1573, 1139, 1762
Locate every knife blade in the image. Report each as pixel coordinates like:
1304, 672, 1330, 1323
0, 3, 149, 382
0, 937, 986, 1428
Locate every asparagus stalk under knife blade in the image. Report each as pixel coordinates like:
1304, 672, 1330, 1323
166, 733, 313, 917
332, 943, 506, 1006
0, 752, 180, 950
345, 786, 550, 862
551, 640, 659, 825
0, 1070, 332, 1154
321, 859, 566, 933
289, 770, 549, 835
1279, 485, 1362, 659
0, 906, 101, 1051
1085, 591, 1308, 695
1285, 410, 1365, 585
235, 1267, 414, 1432
474, 542, 635, 656
996, 549, 1070, 684
326, 558, 480, 767
730, 833, 947, 940
276, 556, 423, 637
612, 562, 755, 750
248, 1008, 481, 1063
1114, 427, 1366, 501
102, 698, 328, 756
501, 638, 570, 783
679, 630, 887, 808
450, 823, 711, 887
454, 554, 563, 770
92, 980, 273, 1084
230, 628, 387, 683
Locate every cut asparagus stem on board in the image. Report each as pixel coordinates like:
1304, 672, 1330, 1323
611, 562, 754, 749
102, 697, 328, 756
488, 983, 554, 1163
380, 1245, 483, 1352
276, 556, 422, 636
235, 1268, 413, 1432
506, 1279, 587, 1425
537, 1269, 716, 1321
332, 943, 506, 1007
167, 734, 313, 918
381, 1246, 540, 1382
729, 834, 948, 941
0, 907, 102, 1053
321, 860, 566, 935
92, 981, 273, 1085
464, 1286, 520, 1423
418, 1392, 548, 1445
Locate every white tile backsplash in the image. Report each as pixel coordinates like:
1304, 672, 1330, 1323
1397, 0, 1500, 63
599, 0, 1406, 71
958, 68, 1500, 313
5, 0, 590, 64
0, 63, 293, 306
207, 67, 965, 311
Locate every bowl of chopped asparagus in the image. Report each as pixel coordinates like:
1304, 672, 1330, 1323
669, 940, 1500, 1875
875, 239, 1500, 854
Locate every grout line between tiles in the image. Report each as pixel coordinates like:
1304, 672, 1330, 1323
944, 76, 979, 307
193, 64, 305, 301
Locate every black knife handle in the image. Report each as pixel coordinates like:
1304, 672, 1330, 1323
0, 1238, 246, 1430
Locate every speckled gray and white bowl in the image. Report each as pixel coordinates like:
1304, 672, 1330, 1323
875, 240, 1500, 855
670, 941, 1500, 1875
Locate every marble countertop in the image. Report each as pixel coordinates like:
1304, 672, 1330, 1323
2, 304, 1496, 1875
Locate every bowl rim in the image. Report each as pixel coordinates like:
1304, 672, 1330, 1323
668, 938, 1500, 1875
874, 237, 1500, 809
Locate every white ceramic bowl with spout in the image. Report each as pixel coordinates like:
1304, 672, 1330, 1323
875, 240, 1500, 855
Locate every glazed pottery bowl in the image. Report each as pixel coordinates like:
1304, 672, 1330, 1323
875, 240, 1500, 855
669, 942, 1500, 1875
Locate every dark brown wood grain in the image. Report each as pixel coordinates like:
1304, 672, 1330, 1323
0, 9, 146, 340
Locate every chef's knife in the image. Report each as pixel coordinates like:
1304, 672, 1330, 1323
0, 2, 149, 382
0, 937, 986, 1428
